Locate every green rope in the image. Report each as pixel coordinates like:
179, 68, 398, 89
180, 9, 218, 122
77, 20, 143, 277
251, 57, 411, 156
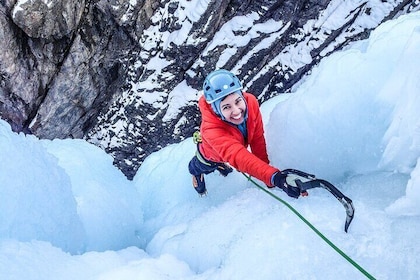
242, 173, 376, 280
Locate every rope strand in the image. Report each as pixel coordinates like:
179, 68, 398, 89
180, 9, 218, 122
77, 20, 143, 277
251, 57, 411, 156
242, 173, 375, 280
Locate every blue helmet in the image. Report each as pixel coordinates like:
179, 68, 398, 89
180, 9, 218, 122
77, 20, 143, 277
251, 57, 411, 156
203, 69, 243, 116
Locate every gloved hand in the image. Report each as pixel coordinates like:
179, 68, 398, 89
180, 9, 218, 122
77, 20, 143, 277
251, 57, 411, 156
273, 171, 301, 199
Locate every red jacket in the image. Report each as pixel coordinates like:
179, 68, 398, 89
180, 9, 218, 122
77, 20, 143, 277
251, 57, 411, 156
198, 92, 279, 186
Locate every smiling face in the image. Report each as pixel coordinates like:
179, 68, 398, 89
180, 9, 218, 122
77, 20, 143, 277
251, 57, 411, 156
219, 92, 246, 125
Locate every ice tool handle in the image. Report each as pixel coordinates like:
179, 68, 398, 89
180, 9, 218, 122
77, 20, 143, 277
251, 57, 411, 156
282, 169, 355, 233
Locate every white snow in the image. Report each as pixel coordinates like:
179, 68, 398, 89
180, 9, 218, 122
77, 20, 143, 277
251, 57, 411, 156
1, 11, 420, 280
162, 80, 199, 122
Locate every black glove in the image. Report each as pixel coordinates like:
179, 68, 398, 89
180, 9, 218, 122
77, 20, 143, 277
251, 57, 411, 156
273, 171, 301, 199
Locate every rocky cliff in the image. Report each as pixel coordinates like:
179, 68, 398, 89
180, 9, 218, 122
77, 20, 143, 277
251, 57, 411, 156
1, 0, 419, 179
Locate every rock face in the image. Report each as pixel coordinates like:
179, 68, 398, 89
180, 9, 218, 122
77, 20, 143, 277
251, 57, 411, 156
1, 0, 419, 179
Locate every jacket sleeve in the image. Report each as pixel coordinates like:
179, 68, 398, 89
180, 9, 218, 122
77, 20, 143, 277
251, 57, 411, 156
204, 127, 279, 186
227, 142, 279, 186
